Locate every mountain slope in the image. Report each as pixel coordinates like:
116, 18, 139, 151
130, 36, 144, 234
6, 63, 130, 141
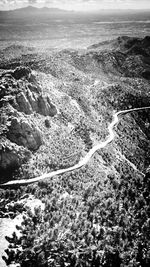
0, 36, 150, 267
0, 36, 150, 181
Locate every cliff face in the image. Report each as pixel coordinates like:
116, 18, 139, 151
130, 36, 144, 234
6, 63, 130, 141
0, 67, 57, 177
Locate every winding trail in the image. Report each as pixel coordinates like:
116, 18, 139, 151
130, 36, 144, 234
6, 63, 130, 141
1, 106, 150, 187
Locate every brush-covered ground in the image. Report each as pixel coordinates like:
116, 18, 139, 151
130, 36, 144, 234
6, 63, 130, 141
0, 36, 150, 267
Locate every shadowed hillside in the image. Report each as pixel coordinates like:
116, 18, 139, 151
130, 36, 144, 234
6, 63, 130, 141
88, 36, 150, 79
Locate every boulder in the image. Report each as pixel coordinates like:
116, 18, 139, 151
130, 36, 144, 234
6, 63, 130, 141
0, 139, 31, 171
12, 66, 31, 80
26, 88, 39, 112
7, 116, 42, 151
16, 92, 33, 114
37, 95, 57, 116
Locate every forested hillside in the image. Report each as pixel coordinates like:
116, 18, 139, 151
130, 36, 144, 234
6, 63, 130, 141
0, 36, 150, 267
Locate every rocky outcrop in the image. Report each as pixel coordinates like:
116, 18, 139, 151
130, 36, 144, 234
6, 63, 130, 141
14, 86, 57, 116
0, 66, 57, 175
37, 95, 57, 116
0, 139, 31, 171
7, 115, 42, 151
15, 91, 33, 114
0, 66, 57, 116
12, 66, 31, 80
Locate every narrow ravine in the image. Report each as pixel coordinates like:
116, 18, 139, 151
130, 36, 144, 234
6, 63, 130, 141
1, 106, 150, 187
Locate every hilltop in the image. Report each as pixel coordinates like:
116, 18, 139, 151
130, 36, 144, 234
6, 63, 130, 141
0, 36, 150, 267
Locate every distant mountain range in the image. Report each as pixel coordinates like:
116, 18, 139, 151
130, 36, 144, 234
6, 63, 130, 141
0, 6, 150, 22
1, 6, 150, 14
14, 6, 70, 13
0, 6, 75, 19
0, 6, 71, 14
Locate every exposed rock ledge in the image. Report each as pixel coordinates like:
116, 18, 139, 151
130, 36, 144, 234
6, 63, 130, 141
7, 113, 42, 151
0, 66, 57, 117
0, 66, 57, 174
0, 138, 31, 171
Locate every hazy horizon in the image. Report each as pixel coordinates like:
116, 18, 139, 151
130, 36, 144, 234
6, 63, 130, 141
1, 5, 150, 12
1, 0, 150, 11
0, 1, 150, 51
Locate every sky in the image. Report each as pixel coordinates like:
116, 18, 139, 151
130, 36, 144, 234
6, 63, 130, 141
0, 0, 150, 11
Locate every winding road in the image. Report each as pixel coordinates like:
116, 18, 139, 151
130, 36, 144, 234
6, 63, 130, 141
1, 106, 150, 187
